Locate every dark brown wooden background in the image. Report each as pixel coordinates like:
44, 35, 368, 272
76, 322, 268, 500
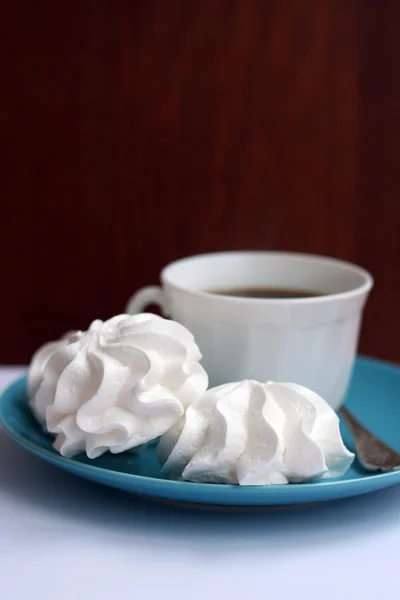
0, 0, 399, 364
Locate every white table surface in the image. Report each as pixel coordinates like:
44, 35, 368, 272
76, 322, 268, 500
0, 367, 399, 600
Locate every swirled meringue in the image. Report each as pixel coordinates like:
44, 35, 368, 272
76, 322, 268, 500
28, 313, 208, 459
158, 380, 354, 485
28, 331, 82, 401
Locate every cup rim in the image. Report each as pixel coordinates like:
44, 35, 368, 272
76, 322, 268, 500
161, 251, 374, 305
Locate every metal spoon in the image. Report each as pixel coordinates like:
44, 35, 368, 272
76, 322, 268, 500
339, 406, 400, 472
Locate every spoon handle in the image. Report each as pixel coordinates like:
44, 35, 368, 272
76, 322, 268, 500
339, 406, 400, 472
339, 406, 368, 438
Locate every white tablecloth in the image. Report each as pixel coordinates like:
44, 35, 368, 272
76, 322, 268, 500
0, 367, 399, 600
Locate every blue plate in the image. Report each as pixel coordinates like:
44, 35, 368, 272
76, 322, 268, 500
1, 356, 400, 508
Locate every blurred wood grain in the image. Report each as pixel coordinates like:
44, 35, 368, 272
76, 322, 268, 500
0, 0, 399, 363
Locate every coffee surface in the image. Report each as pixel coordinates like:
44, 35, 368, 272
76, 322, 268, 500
208, 287, 324, 299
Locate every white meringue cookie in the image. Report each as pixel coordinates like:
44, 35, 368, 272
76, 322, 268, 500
28, 314, 208, 459
28, 330, 82, 400
158, 380, 354, 485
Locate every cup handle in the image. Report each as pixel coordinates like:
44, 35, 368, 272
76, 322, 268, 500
125, 286, 169, 316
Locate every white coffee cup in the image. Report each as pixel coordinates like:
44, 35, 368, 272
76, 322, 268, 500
126, 251, 373, 409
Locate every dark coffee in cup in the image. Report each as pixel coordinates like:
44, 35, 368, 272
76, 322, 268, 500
208, 287, 323, 299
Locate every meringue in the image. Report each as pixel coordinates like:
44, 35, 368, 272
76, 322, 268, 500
158, 380, 354, 485
28, 330, 82, 400
28, 313, 208, 458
